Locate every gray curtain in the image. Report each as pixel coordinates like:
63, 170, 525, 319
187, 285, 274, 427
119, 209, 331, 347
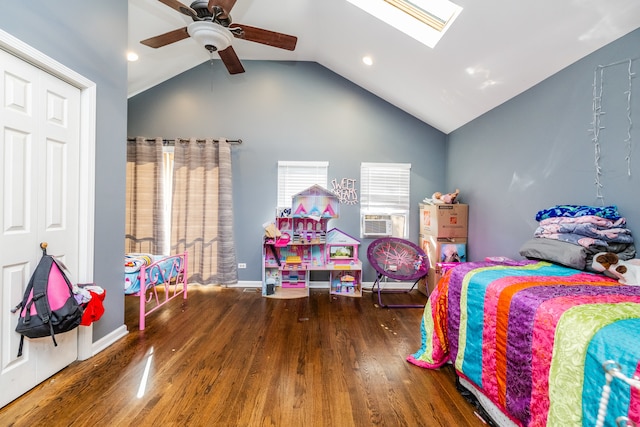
125, 137, 165, 254
171, 138, 238, 285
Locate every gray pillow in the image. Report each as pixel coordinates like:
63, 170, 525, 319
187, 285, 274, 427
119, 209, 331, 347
519, 238, 588, 270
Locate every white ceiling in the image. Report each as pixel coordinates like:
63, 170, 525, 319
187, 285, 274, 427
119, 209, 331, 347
128, 0, 640, 134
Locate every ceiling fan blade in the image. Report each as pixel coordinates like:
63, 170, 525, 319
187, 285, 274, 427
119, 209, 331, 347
209, 0, 237, 19
141, 27, 190, 48
158, 0, 199, 19
230, 24, 297, 51
218, 46, 245, 74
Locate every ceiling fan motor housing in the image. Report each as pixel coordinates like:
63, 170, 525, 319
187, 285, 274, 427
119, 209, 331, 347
187, 21, 234, 52
189, 0, 211, 17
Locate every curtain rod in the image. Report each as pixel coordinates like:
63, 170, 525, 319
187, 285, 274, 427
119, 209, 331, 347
127, 137, 242, 145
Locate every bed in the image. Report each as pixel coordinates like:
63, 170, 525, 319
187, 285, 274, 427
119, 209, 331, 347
124, 252, 188, 330
408, 260, 640, 427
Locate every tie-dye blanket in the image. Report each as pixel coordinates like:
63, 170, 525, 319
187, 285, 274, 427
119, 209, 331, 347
408, 260, 640, 427
124, 254, 183, 294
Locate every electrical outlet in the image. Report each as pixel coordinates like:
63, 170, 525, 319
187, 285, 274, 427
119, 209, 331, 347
238, 263, 247, 269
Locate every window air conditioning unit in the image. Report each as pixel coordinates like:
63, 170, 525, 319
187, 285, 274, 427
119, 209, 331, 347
362, 214, 393, 237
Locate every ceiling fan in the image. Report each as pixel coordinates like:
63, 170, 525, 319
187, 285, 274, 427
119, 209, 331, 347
140, 0, 298, 75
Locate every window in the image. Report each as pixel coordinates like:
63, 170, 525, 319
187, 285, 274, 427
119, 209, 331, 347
385, 0, 458, 31
162, 145, 175, 254
360, 162, 411, 238
345, 0, 462, 48
277, 161, 329, 210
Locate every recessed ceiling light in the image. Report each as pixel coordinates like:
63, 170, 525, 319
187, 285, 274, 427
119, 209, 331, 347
362, 56, 373, 66
127, 52, 139, 62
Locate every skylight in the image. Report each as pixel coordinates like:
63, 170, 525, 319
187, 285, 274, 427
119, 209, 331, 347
345, 0, 462, 48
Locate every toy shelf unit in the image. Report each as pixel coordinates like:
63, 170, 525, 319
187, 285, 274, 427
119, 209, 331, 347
263, 244, 317, 298
326, 228, 362, 297
262, 185, 361, 299
280, 261, 307, 289
329, 269, 362, 296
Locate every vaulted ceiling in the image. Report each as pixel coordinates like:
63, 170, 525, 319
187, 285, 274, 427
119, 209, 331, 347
128, 0, 640, 134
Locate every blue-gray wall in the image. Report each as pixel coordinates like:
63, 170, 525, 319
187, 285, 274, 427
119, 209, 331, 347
3, 4, 635, 338
448, 28, 640, 262
128, 61, 446, 281
0, 2, 128, 341
129, 27, 640, 282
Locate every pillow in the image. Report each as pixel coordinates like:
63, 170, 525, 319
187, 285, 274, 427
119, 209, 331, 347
519, 238, 588, 270
124, 253, 154, 273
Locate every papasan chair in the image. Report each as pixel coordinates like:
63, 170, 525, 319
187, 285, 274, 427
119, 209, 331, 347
367, 237, 429, 308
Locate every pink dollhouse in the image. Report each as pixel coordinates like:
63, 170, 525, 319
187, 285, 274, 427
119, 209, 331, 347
262, 185, 361, 298
291, 185, 339, 219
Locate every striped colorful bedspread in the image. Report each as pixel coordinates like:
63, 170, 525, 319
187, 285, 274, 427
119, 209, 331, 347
408, 260, 640, 427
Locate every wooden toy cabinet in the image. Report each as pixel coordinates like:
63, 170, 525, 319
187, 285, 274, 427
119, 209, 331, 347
262, 185, 361, 299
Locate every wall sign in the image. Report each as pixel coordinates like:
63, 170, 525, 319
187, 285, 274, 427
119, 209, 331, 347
331, 178, 358, 205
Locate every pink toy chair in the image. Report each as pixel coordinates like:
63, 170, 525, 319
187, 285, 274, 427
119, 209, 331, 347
367, 237, 429, 308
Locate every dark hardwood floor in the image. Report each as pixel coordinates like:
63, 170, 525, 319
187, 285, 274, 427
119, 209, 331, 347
1, 286, 485, 427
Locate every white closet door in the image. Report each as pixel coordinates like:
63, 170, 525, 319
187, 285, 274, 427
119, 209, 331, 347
0, 47, 81, 407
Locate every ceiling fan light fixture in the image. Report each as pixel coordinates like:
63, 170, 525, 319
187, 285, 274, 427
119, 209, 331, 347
187, 21, 233, 52
141, 0, 297, 76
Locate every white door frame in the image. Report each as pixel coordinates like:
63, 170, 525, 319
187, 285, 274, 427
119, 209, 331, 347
0, 29, 96, 360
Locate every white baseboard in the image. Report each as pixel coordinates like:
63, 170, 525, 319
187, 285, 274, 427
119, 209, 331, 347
91, 325, 128, 357
228, 280, 262, 288
229, 280, 417, 290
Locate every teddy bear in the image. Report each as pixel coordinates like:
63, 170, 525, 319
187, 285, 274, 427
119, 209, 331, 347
431, 188, 460, 204
591, 252, 640, 286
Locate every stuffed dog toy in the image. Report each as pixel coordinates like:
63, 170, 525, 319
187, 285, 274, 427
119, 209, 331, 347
592, 252, 640, 286
431, 188, 460, 204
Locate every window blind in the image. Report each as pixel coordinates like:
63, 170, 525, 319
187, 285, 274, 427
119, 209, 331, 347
277, 161, 329, 208
360, 162, 411, 212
